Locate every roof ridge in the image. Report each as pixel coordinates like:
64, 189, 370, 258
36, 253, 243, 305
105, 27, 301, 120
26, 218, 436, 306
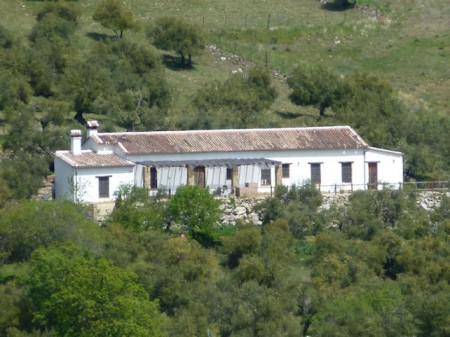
97, 125, 353, 136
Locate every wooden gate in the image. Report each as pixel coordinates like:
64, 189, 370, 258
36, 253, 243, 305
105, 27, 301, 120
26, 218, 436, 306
194, 166, 205, 187
368, 162, 378, 189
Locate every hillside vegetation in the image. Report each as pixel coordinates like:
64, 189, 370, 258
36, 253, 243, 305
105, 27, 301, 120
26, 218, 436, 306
0, 2, 449, 336
0, 187, 449, 336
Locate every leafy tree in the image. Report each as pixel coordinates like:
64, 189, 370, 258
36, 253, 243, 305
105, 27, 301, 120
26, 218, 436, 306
0, 24, 14, 49
310, 280, 416, 337
27, 244, 163, 337
92, 0, 136, 38
35, 2, 79, 24
108, 185, 166, 232
193, 66, 277, 127
62, 39, 170, 129
0, 281, 25, 334
29, 13, 77, 45
343, 190, 430, 240
0, 152, 48, 201
0, 200, 103, 263
335, 72, 407, 148
147, 16, 206, 67
221, 224, 263, 268
167, 185, 221, 247
257, 183, 325, 238
0, 176, 12, 207
287, 65, 350, 118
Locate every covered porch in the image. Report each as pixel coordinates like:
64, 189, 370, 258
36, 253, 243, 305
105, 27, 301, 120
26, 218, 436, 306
137, 158, 282, 197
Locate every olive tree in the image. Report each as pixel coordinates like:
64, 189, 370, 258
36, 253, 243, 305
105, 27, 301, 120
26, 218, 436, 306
92, 0, 136, 38
147, 16, 206, 67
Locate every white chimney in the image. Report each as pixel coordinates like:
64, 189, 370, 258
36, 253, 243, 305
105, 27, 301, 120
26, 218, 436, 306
70, 130, 82, 155
87, 120, 99, 138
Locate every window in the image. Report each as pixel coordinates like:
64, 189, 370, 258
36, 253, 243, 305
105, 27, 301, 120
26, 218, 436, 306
150, 167, 158, 189
310, 163, 321, 184
282, 164, 290, 178
341, 162, 352, 183
98, 176, 110, 198
226, 168, 233, 180
261, 168, 271, 186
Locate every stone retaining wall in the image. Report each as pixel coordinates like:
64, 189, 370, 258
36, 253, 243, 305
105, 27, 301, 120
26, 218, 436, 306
218, 191, 448, 226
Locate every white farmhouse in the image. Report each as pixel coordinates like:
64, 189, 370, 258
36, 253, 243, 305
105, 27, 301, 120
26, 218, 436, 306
54, 123, 403, 205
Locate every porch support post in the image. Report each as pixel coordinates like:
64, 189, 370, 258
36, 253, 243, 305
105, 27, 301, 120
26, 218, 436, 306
231, 166, 239, 192
187, 166, 195, 185
143, 166, 150, 192
275, 164, 282, 187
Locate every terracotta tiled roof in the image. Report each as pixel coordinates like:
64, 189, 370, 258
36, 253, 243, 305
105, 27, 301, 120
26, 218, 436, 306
55, 151, 134, 168
91, 126, 368, 155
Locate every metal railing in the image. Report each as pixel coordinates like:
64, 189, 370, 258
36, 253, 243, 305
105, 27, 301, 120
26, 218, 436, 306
315, 181, 449, 194
149, 181, 449, 198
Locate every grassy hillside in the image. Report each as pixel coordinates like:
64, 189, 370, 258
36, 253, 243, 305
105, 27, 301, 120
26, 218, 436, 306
0, 0, 448, 120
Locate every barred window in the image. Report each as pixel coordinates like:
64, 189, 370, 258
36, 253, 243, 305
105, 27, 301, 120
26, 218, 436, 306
261, 169, 271, 186
98, 176, 110, 198
282, 164, 290, 178
341, 162, 352, 183
310, 163, 321, 184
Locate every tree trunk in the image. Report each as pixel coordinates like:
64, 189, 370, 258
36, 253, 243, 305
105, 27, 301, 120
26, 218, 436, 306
180, 54, 186, 66
73, 111, 87, 126
319, 106, 326, 118
188, 54, 192, 67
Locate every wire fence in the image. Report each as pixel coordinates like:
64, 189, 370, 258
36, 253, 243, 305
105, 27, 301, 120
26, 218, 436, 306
180, 8, 375, 31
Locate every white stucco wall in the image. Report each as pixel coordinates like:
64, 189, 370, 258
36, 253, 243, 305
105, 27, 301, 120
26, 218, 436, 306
77, 142, 403, 196
125, 148, 394, 193
365, 147, 403, 189
55, 159, 135, 203
54, 156, 74, 201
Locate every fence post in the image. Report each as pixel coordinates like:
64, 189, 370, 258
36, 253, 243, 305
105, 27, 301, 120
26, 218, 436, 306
267, 14, 271, 30
270, 185, 273, 197
334, 184, 337, 195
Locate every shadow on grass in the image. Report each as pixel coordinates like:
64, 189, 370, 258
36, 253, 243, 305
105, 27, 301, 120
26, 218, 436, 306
85, 32, 110, 42
162, 54, 195, 71
321, 2, 355, 12
275, 111, 317, 119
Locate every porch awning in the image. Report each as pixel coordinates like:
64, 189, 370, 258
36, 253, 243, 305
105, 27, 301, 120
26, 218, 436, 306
136, 158, 281, 168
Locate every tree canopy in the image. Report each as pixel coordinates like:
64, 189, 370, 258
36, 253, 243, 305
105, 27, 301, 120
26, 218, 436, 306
92, 0, 136, 38
193, 66, 277, 127
287, 65, 350, 118
0, 190, 449, 336
27, 245, 163, 337
147, 16, 206, 67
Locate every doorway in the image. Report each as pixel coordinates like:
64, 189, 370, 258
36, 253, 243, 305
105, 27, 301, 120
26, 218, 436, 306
194, 166, 205, 187
368, 162, 378, 189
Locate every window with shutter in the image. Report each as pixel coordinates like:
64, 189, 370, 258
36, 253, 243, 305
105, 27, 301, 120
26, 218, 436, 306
98, 176, 110, 198
341, 162, 352, 183
310, 163, 321, 184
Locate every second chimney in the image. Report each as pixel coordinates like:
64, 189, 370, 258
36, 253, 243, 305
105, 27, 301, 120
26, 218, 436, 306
87, 120, 99, 138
